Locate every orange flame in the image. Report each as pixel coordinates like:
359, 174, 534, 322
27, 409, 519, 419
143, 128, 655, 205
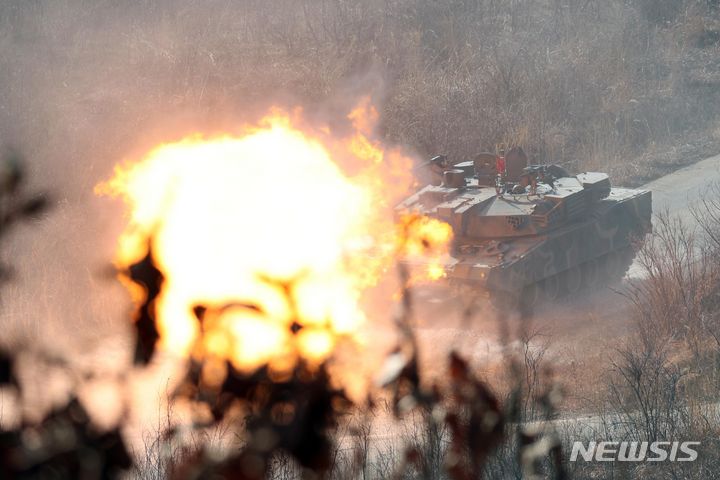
397, 213, 454, 284
96, 99, 450, 377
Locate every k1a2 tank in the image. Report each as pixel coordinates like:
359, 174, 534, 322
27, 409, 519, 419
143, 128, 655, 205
400, 149, 652, 309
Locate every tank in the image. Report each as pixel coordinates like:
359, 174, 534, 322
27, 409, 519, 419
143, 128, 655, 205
400, 149, 652, 309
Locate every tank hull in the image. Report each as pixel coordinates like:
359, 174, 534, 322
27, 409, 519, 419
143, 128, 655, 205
450, 188, 651, 297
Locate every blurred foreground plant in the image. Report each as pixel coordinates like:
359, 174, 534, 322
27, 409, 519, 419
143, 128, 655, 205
0, 150, 133, 478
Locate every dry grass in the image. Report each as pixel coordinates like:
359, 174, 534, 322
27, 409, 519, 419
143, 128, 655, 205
1, 0, 719, 187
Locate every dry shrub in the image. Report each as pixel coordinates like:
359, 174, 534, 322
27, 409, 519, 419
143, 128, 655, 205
588, 182, 720, 479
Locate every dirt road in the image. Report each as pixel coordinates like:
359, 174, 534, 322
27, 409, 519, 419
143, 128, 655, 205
643, 152, 720, 221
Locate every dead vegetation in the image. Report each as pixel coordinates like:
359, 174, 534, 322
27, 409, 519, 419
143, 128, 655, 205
575, 183, 720, 479
1, 0, 719, 189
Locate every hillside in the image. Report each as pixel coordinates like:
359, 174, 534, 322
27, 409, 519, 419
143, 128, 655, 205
1, 1, 719, 189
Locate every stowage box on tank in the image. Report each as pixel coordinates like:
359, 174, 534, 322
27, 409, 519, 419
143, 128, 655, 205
400, 150, 652, 309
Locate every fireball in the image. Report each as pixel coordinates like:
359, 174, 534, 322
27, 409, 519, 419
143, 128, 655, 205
97, 100, 451, 377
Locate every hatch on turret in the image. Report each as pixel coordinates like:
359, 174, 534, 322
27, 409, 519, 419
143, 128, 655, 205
577, 172, 611, 201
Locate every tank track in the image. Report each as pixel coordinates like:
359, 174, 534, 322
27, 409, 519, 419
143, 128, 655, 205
490, 245, 637, 313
